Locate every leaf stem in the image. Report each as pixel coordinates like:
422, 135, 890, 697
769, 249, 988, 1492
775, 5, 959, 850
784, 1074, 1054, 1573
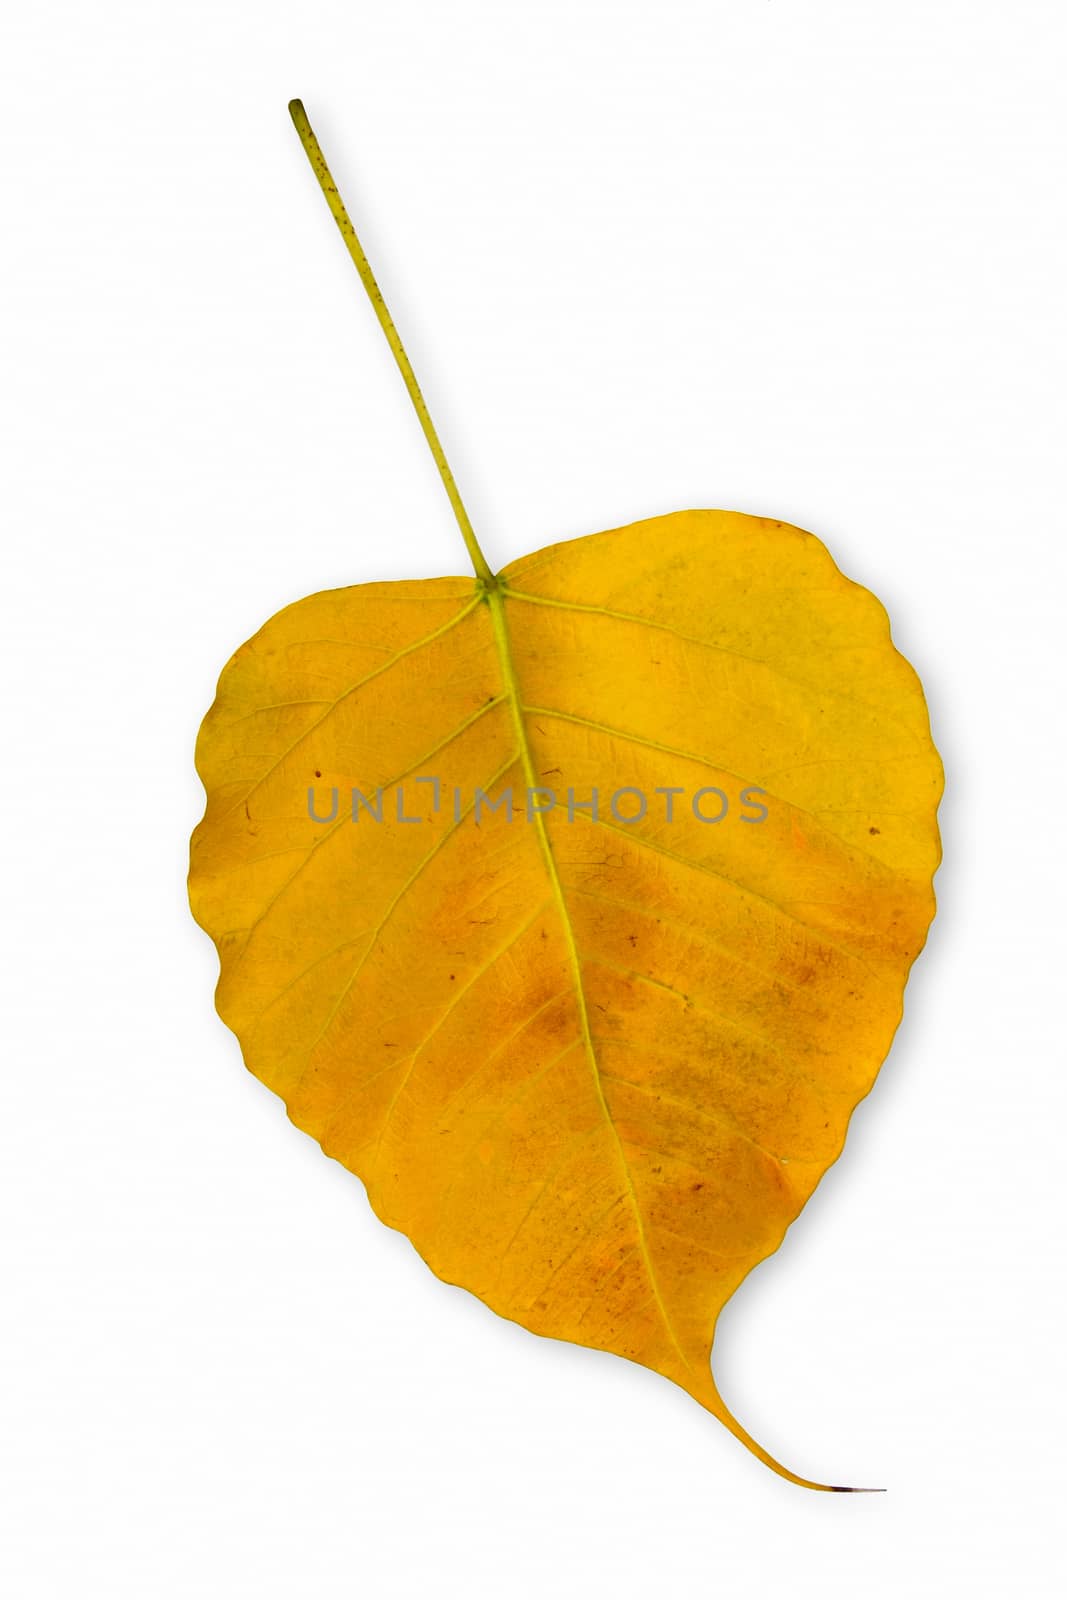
288, 99, 494, 584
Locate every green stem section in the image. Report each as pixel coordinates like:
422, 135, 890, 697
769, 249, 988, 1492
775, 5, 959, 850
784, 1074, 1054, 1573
288, 99, 494, 584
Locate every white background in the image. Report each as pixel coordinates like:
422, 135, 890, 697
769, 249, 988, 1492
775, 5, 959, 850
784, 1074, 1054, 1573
2, 2, 1064, 1595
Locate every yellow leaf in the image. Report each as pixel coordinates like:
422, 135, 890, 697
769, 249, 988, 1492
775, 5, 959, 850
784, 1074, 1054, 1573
189, 104, 942, 1490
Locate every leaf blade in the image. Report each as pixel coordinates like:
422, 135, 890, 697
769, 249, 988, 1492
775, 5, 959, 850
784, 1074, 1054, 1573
190, 510, 942, 1489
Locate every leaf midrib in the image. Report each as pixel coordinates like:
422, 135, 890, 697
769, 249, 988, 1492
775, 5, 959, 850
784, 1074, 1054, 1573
486, 583, 694, 1378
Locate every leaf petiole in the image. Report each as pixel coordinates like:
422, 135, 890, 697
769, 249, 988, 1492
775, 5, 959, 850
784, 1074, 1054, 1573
288, 99, 494, 585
